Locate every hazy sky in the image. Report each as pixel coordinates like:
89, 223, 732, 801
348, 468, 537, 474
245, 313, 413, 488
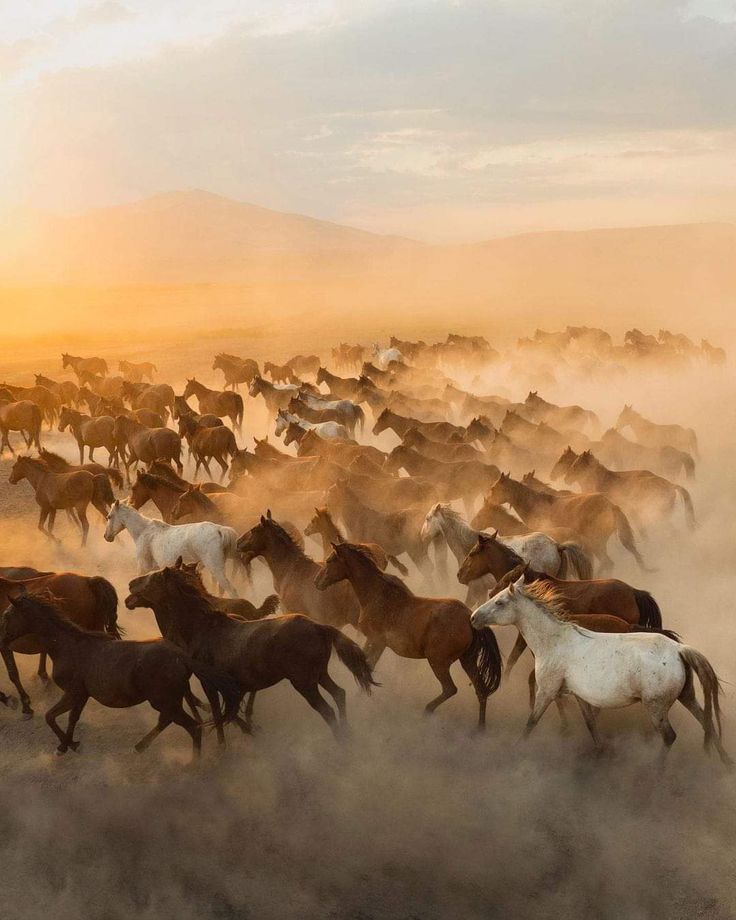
2, 0, 736, 241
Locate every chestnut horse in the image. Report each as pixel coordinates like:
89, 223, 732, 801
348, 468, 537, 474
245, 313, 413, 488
0, 400, 42, 453
58, 406, 118, 466
183, 379, 244, 433
315, 542, 502, 729
304, 507, 409, 575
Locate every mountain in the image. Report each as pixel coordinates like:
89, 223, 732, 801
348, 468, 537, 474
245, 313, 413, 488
1, 191, 735, 340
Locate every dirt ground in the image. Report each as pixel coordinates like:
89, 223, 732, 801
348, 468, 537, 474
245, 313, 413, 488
0, 328, 734, 920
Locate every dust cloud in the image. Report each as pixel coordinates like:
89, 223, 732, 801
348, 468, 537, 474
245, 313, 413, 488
0, 323, 734, 920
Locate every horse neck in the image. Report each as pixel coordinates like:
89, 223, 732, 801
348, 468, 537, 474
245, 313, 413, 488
342, 554, 397, 609
17, 463, 45, 489
118, 505, 152, 539
440, 513, 477, 557
263, 534, 314, 585
319, 515, 343, 545
505, 479, 549, 517
513, 598, 565, 656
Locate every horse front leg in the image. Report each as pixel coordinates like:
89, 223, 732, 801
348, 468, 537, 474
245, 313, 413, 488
1, 648, 33, 717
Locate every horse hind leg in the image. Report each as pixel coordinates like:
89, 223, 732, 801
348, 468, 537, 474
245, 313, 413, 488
59, 695, 88, 753
319, 672, 347, 725
460, 649, 488, 731
292, 681, 341, 741
643, 699, 677, 752
424, 659, 458, 716
1, 648, 33, 717
678, 670, 733, 766
575, 698, 604, 752
135, 712, 173, 753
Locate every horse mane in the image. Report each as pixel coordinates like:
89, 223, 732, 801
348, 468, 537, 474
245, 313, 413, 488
39, 449, 70, 470
184, 488, 217, 510
342, 543, 414, 605
520, 579, 583, 630
264, 518, 311, 560
161, 567, 231, 628
138, 471, 185, 493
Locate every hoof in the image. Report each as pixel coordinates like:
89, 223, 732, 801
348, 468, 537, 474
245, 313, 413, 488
21, 709, 34, 721
55, 747, 67, 756
68, 741, 80, 752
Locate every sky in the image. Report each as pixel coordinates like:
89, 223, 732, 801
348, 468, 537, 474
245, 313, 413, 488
1, 0, 736, 242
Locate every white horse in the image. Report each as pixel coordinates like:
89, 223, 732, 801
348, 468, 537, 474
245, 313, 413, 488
104, 500, 241, 596
274, 410, 349, 441
420, 504, 591, 606
372, 344, 404, 369
471, 573, 731, 764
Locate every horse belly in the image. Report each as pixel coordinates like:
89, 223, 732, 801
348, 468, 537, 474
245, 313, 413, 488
564, 653, 641, 709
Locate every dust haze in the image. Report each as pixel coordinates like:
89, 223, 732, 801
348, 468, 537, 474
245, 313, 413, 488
0, 316, 734, 920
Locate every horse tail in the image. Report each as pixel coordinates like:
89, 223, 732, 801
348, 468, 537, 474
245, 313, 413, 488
328, 628, 377, 693
257, 594, 280, 618
225, 428, 238, 458
613, 504, 655, 573
100, 359, 109, 375
629, 625, 680, 642
679, 646, 725, 749
468, 626, 503, 696
93, 473, 115, 509
675, 485, 697, 529
355, 404, 366, 436
387, 554, 410, 576
558, 541, 593, 579
185, 657, 242, 726
89, 577, 123, 638
633, 589, 662, 629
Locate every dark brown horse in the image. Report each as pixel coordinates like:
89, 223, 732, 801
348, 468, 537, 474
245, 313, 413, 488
126, 563, 375, 740
0, 571, 120, 715
39, 448, 123, 489
129, 470, 187, 522
58, 406, 118, 466
264, 361, 299, 384
184, 379, 244, 432
236, 514, 360, 629
178, 414, 237, 479
114, 415, 183, 479
0, 592, 239, 759
315, 542, 501, 728
9, 455, 113, 545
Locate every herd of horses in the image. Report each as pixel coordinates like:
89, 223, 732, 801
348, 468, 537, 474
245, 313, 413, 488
0, 327, 730, 767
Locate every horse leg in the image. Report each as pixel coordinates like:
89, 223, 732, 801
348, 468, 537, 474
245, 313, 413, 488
211, 563, 237, 598
44, 691, 77, 752
643, 699, 677, 752
184, 687, 204, 721
59, 694, 88, 753
362, 637, 386, 669
135, 712, 173, 753
424, 659, 458, 715
0, 648, 33, 716
243, 691, 258, 733
78, 440, 85, 465
76, 506, 90, 547
575, 698, 604, 751
319, 672, 347, 724
37, 652, 50, 682
216, 455, 228, 481
522, 676, 561, 739
46, 509, 57, 539
292, 682, 341, 741
168, 704, 203, 761
459, 650, 488, 731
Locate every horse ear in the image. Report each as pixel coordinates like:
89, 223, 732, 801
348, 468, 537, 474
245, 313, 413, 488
478, 532, 491, 544
260, 515, 266, 525
513, 571, 526, 590
194, 483, 202, 491
175, 556, 184, 568
266, 509, 272, 520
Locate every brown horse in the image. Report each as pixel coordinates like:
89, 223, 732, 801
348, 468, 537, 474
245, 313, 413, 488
524, 391, 599, 433
384, 444, 500, 511
121, 381, 175, 419
457, 535, 662, 673
315, 542, 502, 728
9, 455, 112, 545
287, 354, 321, 378
62, 353, 108, 379
0, 383, 61, 428
119, 360, 157, 383
114, 415, 183, 480
248, 375, 299, 414
372, 407, 466, 442
146, 460, 228, 495
561, 450, 696, 531
126, 563, 376, 740
58, 406, 118, 466
315, 367, 364, 400
487, 473, 650, 572
470, 498, 583, 547
264, 361, 299, 384
0, 592, 239, 759
212, 354, 260, 391
0, 400, 42, 452
305, 507, 409, 575
597, 428, 695, 481
296, 428, 387, 468
236, 514, 360, 629
183, 379, 244, 432
129, 470, 188, 522
34, 374, 79, 408
39, 448, 123, 489
178, 414, 237, 479
0, 571, 120, 716
402, 427, 491, 465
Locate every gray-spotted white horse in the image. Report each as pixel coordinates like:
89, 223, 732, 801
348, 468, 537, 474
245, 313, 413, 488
470, 573, 731, 766
274, 410, 349, 442
104, 500, 242, 596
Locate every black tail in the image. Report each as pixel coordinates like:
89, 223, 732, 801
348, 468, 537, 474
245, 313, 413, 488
93, 473, 115, 508
234, 395, 244, 434
257, 594, 280, 618
356, 404, 366, 436
329, 629, 377, 693
89, 576, 123, 638
675, 485, 697, 529
630, 625, 680, 642
633, 589, 662, 629
613, 504, 655, 572
470, 627, 503, 696
105, 466, 124, 489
